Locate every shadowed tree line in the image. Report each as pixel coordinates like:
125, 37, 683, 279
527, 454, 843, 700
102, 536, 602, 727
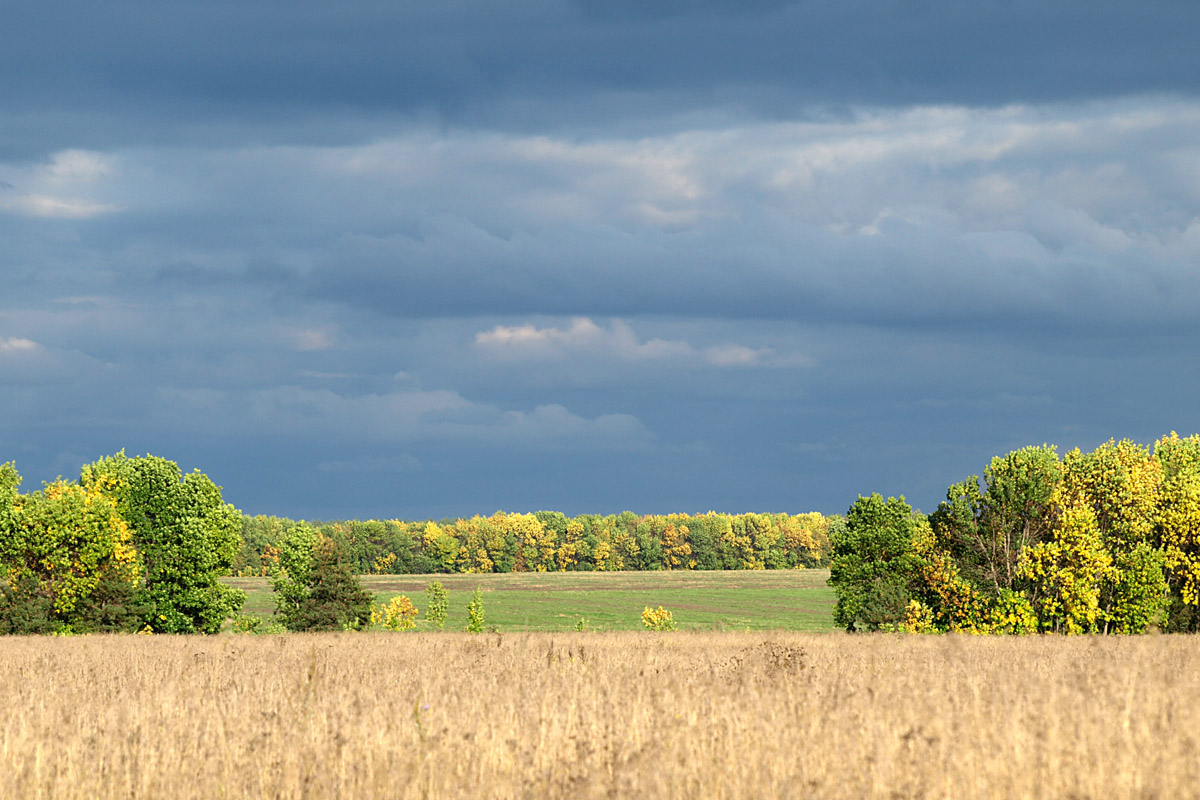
830, 433, 1200, 634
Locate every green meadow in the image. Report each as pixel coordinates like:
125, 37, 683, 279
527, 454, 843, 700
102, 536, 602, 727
225, 569, 837, 632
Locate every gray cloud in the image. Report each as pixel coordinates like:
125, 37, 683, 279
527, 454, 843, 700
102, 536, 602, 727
4, 2, 1200, 159
2, 3, 1199, 518
17, 100, 1184, 334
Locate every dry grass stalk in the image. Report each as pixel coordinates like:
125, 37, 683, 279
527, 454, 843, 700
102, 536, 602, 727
2, 632, 1198, 799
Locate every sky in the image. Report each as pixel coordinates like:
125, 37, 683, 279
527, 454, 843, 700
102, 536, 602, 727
3, 1, 1200, 520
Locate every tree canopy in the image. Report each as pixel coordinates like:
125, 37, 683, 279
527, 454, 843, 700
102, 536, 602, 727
1, 453, 244, 634
830, 433, 1200, 634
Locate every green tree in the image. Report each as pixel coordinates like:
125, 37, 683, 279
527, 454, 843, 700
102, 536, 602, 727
828, 494, 928, 631
271, 521, 320, 623
929, 445, 1061, 597
278, 537, 373, 632
1104, 542, 1168, 634
0, 462, 19, 540
235, 515, 291, 576
424, 580, 449, 629
466, 586, 485, 633
81, 452, 244, 633
0, 571, 54, 634
419, 522, 459, 573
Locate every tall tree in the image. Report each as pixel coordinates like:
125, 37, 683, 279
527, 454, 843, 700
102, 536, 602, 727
1018, 493, 1111, 634
81, 452, 244, 633
275, 535, 372, 632
1060, 440, 1167, 632
828, 494, 928, 631
930, 445, 1061, 597
1154, 432, 1200, 630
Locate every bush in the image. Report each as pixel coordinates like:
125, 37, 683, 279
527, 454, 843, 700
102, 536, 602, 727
641, 606, 677, 631
373, 595, 418, 631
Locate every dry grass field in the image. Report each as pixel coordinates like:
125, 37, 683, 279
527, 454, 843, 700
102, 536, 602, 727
2, 632, 1199, 799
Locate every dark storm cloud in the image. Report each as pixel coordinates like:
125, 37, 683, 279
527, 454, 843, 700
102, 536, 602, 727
301, 211, 1200, 336
4, 1, 1200, 158
3, 1, 1200, 519
28, 99, 1182, 338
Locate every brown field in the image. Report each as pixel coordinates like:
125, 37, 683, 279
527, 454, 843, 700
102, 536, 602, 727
2, 632, 1199, 799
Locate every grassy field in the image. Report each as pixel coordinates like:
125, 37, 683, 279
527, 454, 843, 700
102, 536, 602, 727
226, 569, 839, 632
4, 632, 1199, 799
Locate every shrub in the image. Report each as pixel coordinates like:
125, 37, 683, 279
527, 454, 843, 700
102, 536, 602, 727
373, 595, 418, 631
641, 606, 677, 631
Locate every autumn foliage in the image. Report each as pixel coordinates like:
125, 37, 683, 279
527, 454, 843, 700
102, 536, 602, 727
830, 433, 1200, 634
1, 453, 244, 634
235, 510, 835, 577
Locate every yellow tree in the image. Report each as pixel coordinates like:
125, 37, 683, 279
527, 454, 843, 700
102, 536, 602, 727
1158, 473, 1200, 601
1018, 492, 1112, 634
1062, 439, 1162, 550
504, 513, 555, 572
1061, 439, 1166, 631
660, 522, 694, 570
1155, 433, 1200, 629
778, 513, 821, 567
421, 522, 459, 573
722, 516, 759, 569
555, 519, 586, 571
454, 518, 495, 574
1155, 431, 1200, 478
1, 479, 141, 633
592, 533, 617, 571
612, 530, 641, 571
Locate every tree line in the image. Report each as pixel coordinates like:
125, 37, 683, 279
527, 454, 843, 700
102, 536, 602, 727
235, 510, 835, 577
1, 449, 835, 634
829, 433, 1200, 634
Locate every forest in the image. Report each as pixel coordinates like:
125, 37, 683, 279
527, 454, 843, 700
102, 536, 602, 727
235, 509, 835, 577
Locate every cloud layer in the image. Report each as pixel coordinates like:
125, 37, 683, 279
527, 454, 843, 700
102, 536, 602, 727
2, 2, 1198, 519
